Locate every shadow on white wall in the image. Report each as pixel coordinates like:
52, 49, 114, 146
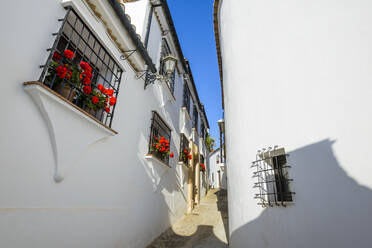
231, 139, 372, 248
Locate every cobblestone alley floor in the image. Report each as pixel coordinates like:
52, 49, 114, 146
147, 188, 229, 248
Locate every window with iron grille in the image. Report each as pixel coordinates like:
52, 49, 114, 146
179, 133, 190, 164
148, 111, 172, 164
182, 82, 191, 114
192, 104, 198, 132
39, 8, 123, 127
159, 38, 175, 95
201, 122, 205, 139
252, 147, 295, 207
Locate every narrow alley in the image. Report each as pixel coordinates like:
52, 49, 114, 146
147, 189, 229, 248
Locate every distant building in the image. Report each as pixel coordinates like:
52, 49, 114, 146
214, 0, 372, 247
208, 147, 226, 189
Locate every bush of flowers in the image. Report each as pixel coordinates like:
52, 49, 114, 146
200, 163, 206, 172
180, 147, 192, 164
150, 136, 174, 160
47, 49, 82, 87
47, 49, 117, 114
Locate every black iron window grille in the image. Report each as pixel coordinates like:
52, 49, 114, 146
39, 7, 123, 127
179, 133, 190, 164
201, 123, 205, 139
182, 82, 191, 114
251, 147, 295, 207
159, 39, 175, 95
192, 104, 199, 133
148, 111, 172, 164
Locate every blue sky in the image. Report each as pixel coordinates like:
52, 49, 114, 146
167, 0, 222, 148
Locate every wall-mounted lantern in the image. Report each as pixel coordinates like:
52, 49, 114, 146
144, 55, 177, 89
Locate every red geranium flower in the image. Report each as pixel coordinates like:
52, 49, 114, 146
92, 96, 99, 104
83, 77, 91, 85
52, 51, 62, 61
80, 61, 91, 71
64, 49, 74, 60
170, 153, 174, 158
189, 155, 192, 159
56, 65, 67, 79
106, 89, 114, 96
97, 84, 104, 92
156, 145, 159, 148
66, 71, 72, 79
83, 85, 91, 95
109, 96, 117, 106
105, 107, 110, 113
82, 70, 92, 79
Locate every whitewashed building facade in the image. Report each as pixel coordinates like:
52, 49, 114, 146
0, 0, 209, 247
208, 147, 226, 189
214, 0, 372, 247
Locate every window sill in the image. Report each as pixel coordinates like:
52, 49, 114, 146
24, 81, 117, 134
145, 154, 171, 168
261, 201, 295, 207
24, 81, 117, 182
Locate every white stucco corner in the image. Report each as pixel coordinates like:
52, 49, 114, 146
24, 82, 116, 183
157, 79, 176, 107
181, 106, 191, 121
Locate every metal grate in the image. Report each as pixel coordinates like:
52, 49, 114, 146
148, 111, 172, 164
183, 82, 191, 114
179, 133, 189, 163
201, 123, 205, 139
192, 104, 198, 132
159, 39, 175, 94
39, 7, 123, 127
251, 147, 295, 207
200, 154, 205, 164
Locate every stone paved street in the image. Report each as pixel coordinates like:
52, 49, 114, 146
147, 189, 229, 248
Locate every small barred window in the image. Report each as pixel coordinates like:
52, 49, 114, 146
182, 82, 191, 114
252, 147, 295, 207
39, 8, 123, 127
179, 133, 190, 164
148, 111, 172, 164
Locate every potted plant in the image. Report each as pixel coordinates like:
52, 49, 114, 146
150, 136, 173, 161
46, 49, 84, 101
180, 147, 192, 165
200, 163, 206, 173
81, 81, 117, 116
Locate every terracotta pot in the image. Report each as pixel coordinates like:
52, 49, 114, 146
52, 83, 76, 102
84, 106, 96, 116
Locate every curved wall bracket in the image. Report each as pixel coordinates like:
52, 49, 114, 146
24, 82, 117, 182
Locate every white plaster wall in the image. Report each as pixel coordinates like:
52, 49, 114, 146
0, 0, 196, 247
122, 0, 149, 39
219, 0, 372, 247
